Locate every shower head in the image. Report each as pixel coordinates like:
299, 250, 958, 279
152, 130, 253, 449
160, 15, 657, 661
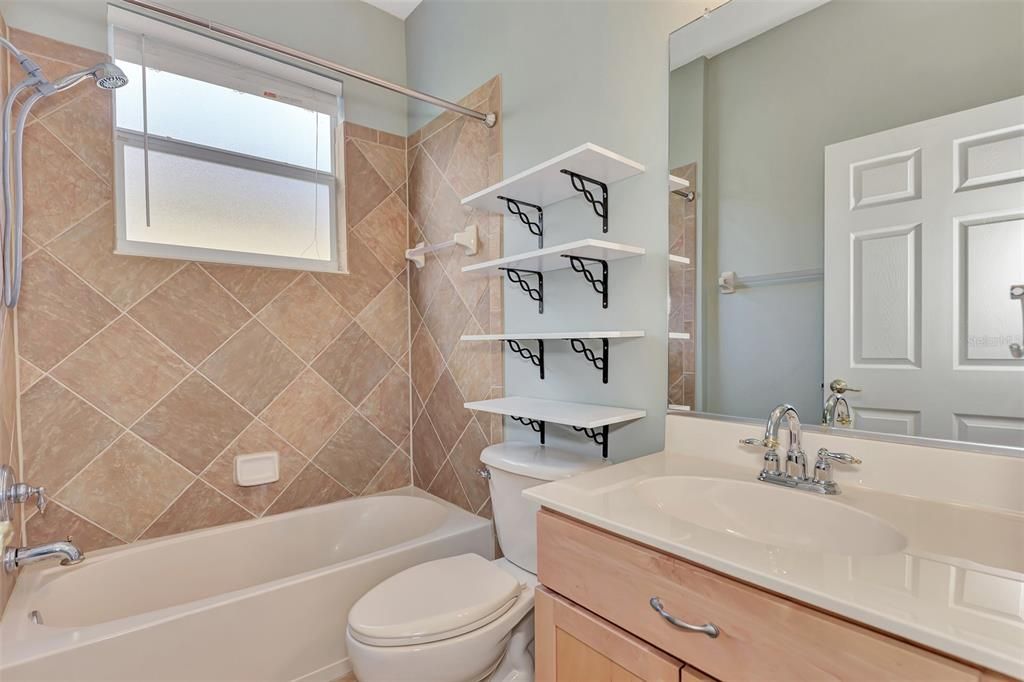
94, 63, 129, 90
51, 63, 128, 92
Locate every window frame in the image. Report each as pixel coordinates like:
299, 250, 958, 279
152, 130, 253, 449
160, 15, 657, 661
109, 10, 348, 273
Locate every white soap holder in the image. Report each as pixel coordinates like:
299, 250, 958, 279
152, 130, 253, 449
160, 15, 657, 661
234, 451, 279, 487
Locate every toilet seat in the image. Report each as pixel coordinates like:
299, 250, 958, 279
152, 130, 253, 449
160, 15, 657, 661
348, 554, 524, 647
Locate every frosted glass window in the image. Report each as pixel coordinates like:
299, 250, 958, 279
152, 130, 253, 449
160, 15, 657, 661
122, 143, 332, 261
115, 61, 332, 173
110, 22, 344, 272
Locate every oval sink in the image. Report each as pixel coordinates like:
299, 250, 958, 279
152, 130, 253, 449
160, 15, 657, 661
633, 476, 907, 556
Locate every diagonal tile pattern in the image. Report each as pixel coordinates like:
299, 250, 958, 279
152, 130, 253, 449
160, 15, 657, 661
129, 264, 250, 366
8, 24, 500, 564
51, 316, 191, 425
199, 321, 305, 414
407, 77, 504, 516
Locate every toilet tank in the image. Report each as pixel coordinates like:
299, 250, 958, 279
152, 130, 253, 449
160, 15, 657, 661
480, 442, 606, 574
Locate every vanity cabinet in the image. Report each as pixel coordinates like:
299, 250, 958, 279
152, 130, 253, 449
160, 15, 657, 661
536, 509, 1009, 682
535, 587, 700, 682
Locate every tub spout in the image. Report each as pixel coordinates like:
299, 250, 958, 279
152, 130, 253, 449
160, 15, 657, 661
4, 539, 84, 573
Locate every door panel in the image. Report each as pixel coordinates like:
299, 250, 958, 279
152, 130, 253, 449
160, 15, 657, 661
825, 96, 1024, 446
852, 407, 921, 436
851, 223, 921, 366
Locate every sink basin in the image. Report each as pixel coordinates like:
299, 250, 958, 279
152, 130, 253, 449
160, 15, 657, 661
633, 476, 907, 555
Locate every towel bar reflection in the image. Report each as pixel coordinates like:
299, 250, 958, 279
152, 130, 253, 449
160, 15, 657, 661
405, 224, 478, 269
718, 268, 824, 294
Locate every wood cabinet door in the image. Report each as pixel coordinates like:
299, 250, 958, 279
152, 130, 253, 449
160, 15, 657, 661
536, 587, 686, 682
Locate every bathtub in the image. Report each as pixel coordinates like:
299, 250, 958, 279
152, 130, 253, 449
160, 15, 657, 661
0, 490, 493, 681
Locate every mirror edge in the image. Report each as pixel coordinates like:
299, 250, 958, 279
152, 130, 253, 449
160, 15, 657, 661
667, 408, 1024, 459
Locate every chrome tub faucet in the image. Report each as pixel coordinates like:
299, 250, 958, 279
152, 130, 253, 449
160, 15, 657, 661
1, 464, 86, 572
4, 539, 84, 573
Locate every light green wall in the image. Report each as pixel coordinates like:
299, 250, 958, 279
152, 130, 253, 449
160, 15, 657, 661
668, 58, 703, 173
0, 0, 410, 134
672, 0, 1024, 420
406, 1, 709, 459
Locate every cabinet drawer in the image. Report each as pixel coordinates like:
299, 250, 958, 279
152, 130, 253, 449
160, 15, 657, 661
535, 587, 684, 682
537, 509, 985, 682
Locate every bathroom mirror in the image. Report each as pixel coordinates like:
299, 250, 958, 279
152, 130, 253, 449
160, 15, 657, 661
667, 0, 1024, 452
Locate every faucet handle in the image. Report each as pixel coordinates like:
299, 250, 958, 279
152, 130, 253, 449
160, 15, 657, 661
5, 481, 47, 515
813, 448, 860, 486
741, 438, 782, 476
11, 483, 46, 514
816, 448, 861, 465
30, 486, 47, 514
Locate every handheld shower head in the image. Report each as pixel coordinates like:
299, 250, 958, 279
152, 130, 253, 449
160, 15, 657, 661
94, 63, 129, 90
51, 63, 128, 92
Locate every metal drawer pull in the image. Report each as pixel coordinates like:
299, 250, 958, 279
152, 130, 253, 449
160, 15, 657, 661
649, 597, 720, 638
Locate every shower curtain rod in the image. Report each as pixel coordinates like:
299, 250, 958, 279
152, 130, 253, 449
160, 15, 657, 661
119, 0, 497, 127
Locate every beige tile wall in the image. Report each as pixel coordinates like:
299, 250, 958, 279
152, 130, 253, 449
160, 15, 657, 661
8, 29, 425, 556
669, 163, 697, 408
407, 77, 504, 518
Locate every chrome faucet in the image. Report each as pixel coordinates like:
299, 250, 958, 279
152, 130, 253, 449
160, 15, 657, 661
1, 464, 85, 572
741, 404, 861, 494
822, 379, 859, 427
4, 539, 84, 573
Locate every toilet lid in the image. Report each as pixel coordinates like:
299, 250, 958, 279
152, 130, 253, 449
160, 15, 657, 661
348, 554, 524, 647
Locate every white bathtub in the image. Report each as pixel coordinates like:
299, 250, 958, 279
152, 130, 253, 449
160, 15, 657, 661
0, 490, 493, 681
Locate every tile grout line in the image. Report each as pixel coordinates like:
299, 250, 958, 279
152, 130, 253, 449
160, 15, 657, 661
37, 114, 112, 189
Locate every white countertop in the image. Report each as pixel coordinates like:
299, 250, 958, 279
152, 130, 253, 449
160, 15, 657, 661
525, 448, 1024, 677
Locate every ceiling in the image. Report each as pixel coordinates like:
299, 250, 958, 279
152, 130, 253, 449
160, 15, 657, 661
363, 0, 423, 20
670, 0, 831, 70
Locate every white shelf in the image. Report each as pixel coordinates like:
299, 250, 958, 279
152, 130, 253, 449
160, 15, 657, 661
462, 331, 644, 341
668, 254, 691, 265
669, 332, 691, 340
462, 143, 645, 213
464, 396, 646, 429
669, 175, 691, 191
668, 404, 692, 412
462, 239, 644, 275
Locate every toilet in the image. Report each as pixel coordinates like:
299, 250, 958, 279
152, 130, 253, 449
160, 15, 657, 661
346, 442, 605, 682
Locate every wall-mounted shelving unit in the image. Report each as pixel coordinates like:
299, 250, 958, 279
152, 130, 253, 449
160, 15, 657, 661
462, 143, 646, 247
463, 143, 649, 460
461, 331, 644, 384
462, 239, 644, 313
465, 396, 646, 459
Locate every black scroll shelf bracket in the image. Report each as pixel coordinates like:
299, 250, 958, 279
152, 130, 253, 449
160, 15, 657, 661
500, 267, 544, 314
509, 417, 610, 458
567, 338, 609, 384
560, 169, 608, 233
506, 339, 544, 380
511, 416, 546, 444
497, 196, 543, 249
560, 255, 608, 309
573, 425, 610, 459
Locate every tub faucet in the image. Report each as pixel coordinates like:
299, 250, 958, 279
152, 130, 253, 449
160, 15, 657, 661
4, 539, 84, 573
